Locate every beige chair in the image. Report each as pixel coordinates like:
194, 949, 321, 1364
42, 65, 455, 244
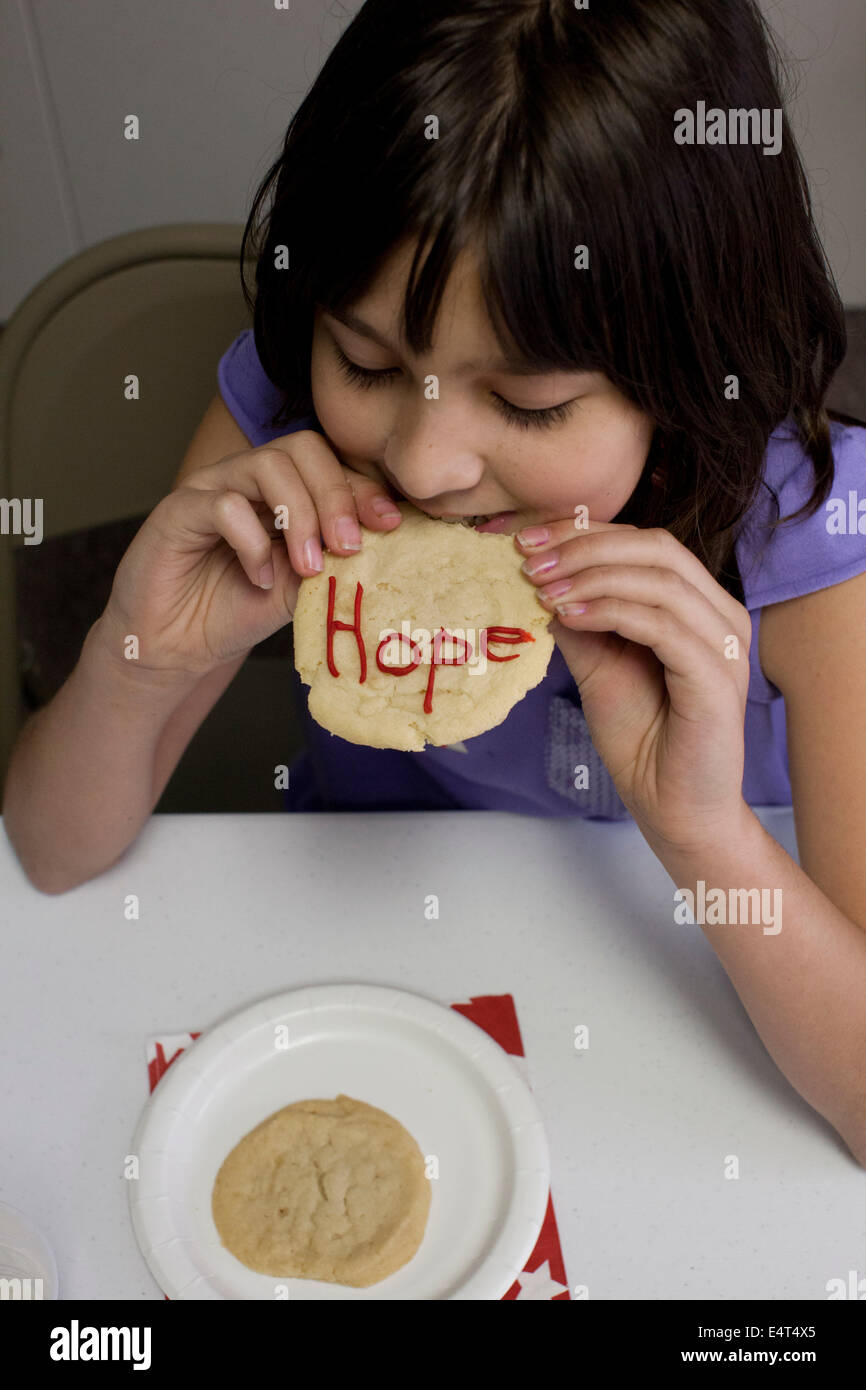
0, 223, 302, 809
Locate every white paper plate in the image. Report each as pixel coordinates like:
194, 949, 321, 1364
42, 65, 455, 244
0, 1202, 59, 1300
129, 984, 550, 1299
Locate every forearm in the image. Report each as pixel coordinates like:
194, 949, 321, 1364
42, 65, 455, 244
646, 805, 866, 1166
2, 618, 225, 895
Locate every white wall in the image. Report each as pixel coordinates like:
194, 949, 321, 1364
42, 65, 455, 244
762, 0, 865, 304
1, 0, 863, 323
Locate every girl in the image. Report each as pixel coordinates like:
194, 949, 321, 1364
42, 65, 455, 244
4, 0, 866, 1165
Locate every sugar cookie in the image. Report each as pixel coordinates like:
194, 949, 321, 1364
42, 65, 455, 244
211, 1094, 431, 1286
292, 502, 555, 750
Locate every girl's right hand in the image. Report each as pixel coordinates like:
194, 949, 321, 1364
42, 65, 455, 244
96, 431, 404, 679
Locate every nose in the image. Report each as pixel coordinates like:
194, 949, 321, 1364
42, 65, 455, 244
383, 422, 484, 506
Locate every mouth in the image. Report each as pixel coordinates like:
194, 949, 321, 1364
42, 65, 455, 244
464, 512, 516, 533
395, 502, 516, 532
378, 469, 515, 532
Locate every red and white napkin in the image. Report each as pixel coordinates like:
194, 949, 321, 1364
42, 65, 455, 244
146, 992, 570, 1300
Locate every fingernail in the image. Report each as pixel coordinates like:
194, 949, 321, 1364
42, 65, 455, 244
258, 562, 274, 589
371, 497, 402, 520
334, 515, 362, 550
521, 552, 558, 576
303, 537, 323, 572
539, 577, 573, 597
516, 526, 550, 548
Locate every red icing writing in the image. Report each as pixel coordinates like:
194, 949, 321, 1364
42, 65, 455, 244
326, 575, 366, 681
422, 628, 472, 713
375, 631, 423, 675
483, 626, 534, 661
326, 578, 534, 713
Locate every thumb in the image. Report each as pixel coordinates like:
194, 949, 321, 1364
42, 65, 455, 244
266, 541, 302, 618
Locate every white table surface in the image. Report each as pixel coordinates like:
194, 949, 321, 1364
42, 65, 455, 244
1, 806, 861, 1301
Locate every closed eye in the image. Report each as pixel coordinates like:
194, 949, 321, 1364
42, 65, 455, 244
332, 344, 578, 431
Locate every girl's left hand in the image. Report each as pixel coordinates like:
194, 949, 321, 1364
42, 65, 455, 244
515, 518, 752, 853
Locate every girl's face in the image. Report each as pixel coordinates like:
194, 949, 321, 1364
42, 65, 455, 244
309, 240, 654, 534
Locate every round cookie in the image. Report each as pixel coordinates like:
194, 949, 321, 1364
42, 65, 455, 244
292, 502, 555, 750
211, 1094, 431, 1287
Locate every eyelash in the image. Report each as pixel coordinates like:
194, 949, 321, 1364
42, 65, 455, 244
332, 344, 576, 431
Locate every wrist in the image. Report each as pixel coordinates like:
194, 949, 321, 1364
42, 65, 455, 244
84, 613, 207, 699
641, 801, 764, 877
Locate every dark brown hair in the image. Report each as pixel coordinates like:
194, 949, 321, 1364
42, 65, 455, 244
240, 0, 854, 603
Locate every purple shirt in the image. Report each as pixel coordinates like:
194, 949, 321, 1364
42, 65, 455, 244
218, 329, 866, 817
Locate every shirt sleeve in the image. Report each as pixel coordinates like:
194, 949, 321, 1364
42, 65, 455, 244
216, 329, 318, 447
735, 420, 866, 610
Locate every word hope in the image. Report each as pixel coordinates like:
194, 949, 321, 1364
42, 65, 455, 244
325, 577, 535, 714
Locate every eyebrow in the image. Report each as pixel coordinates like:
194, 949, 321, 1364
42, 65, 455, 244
324, 306, 554, 377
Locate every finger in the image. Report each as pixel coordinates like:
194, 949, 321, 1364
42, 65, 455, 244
269, 433, 363, 558
166, 486, 282, 590
529, 563, 751, 678
340, 468, 404, 531
178, 440, 325, 576
551, 596, 743, 720
181, 431, 399, 569
517, 523, 750, 643
514, 516, 638, 550
239, 447, 330, 578
280, 432, 396, 556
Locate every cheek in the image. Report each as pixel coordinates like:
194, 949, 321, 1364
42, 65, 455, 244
580, 401, 650, 471
524, 408, 651, 518
310, 362, 383, 456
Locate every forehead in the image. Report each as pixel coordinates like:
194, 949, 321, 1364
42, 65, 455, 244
362, 238, 481, 321
330, 239, 538, 372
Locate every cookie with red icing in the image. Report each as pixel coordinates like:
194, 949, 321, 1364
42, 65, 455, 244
292, 501, 555, 750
